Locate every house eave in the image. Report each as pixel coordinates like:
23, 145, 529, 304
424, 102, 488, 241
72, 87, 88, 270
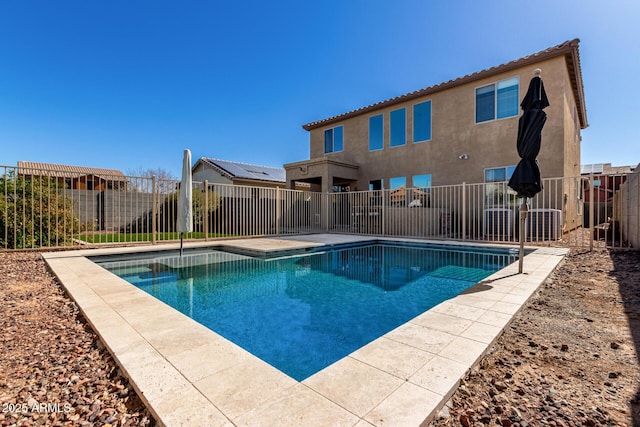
302, 39, 588, 131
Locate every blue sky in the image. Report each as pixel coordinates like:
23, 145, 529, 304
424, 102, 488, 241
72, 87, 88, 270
1, 1, 639, 178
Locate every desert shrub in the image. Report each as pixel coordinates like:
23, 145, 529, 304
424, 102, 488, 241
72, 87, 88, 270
0, 173, 81, 249
158, 188, 221, 233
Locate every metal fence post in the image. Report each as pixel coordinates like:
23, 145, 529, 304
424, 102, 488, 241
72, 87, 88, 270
381, 190, 386, 236
589, 173, 594, 251
462, 182, 467, 240
204, 180, 209, 241
276, 187, 280, 236
152, 175, 157, 244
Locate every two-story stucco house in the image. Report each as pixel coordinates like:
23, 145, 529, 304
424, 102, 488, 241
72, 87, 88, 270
284, 39, 587, 196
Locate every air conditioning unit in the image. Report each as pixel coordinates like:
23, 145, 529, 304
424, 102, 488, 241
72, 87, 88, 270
526, 208, 562, 241
484, 208, 516, 241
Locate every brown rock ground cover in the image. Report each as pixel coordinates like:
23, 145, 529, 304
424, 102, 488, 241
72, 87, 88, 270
0, 253, 154, 426
0, 248, 638, 426
429, 249, 640, 427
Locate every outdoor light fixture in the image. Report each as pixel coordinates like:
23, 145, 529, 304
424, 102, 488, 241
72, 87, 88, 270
458, 154, 469, 160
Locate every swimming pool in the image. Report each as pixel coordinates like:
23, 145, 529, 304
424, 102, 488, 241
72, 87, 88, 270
96, 242, 519, 380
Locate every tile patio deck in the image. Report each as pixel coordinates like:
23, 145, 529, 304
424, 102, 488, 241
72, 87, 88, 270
42, 234, 568, 426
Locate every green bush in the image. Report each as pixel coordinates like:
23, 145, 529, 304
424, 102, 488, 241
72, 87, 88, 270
0, 173, 80, 249
158, 188, 221, 233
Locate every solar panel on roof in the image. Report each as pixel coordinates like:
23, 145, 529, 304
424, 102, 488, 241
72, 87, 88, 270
581, 164, 604, 174
205, 159, 285, 182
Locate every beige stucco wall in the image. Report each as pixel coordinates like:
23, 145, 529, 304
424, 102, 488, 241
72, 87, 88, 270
307, 56, 577, 191
619, 165, 640, 248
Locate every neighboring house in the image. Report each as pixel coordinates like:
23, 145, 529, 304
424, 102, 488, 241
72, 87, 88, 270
284, 39, 588, 194
17, 161, 127, 190
581, 163, 635, 230
192, 157, 308, 190
581, 163, 635, 203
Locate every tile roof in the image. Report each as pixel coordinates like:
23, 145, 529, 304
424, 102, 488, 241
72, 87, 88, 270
196, 158, 286, 183
17, 161, 126, 180
303, 39, 587, 131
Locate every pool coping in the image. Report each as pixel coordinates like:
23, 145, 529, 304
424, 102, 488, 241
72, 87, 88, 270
43, 234, 568, 426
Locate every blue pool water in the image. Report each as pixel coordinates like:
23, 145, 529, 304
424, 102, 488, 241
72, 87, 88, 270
96, 242, 518, 380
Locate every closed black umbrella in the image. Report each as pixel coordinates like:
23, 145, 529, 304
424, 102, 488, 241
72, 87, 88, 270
508, 70, 549, 272
508, 72, 549, 197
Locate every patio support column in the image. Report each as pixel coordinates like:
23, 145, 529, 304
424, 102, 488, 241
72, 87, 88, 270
321, 170, 332, 194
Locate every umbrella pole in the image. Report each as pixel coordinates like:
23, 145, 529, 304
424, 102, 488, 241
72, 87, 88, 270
518, 198, 528, 274
180, 232, 184, 257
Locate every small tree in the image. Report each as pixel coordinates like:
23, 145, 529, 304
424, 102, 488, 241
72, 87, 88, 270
126, 167, 177, 193
0, 172, 80, 249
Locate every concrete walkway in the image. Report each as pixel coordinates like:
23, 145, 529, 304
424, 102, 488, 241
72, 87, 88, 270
43, 235, 567, 426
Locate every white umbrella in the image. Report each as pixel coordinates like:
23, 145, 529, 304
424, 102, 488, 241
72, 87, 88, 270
177, 149, 193, 256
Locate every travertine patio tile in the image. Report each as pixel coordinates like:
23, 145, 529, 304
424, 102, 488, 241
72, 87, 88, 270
410, 311, 473, 336
122, 356, 191, 404
489, 300, 522, 315
166, 338, 253, 383
385, 323, 456, 354
364, 382, 442, 427
150, 383, 232, 427
507, 285, 537, 296
142, 323, 219, 357
462, 288, 508, 302
111, 298, 178, 329
350, 337, 435, 380
112, 339, 165, 370
409, 355, 468, 397
194, 357, 297, 421
438, 336, 489, 366
234, 383, 359, 427
460, 322, 504, 344
430, 301, 486, 321
500, 292, 532, 305
451, 294, 500, 310
475, 310, 516, 329
303, 357, 404, 417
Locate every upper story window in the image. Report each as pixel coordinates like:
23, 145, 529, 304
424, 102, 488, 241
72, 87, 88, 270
390, 108, 406, 147
413, 101, 432, 142
324, 126, 344, 154
476, 77, 519, 123
369, 114, 383, 151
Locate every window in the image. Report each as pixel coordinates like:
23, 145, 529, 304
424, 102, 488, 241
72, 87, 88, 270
412, 174, 432, 189
324, 126, 343, 153
369, 115, 383, 151
390, 108, 406, 147
390, 176, 407, 206
411, 174, 431, 207
476, 77, 519, 123
389, 176, 406, 189
413, 101, 432, 142
369, 179, 383, 191
485, 166, 517, 205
